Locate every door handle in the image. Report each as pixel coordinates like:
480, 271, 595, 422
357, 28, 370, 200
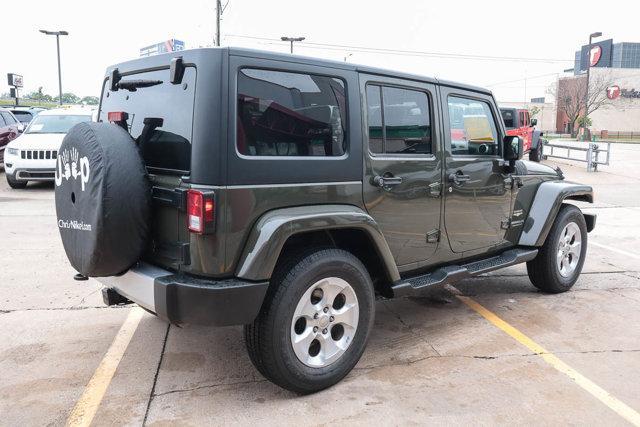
448, 171, 470, 186
373, 175, 403, 188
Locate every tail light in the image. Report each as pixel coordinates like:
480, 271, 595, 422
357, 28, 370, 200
107, 111, 129, 130
187, 189, 215, 234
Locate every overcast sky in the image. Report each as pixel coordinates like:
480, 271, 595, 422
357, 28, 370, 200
3, 0, 639, 103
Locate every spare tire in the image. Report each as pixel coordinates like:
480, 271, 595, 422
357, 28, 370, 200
55, 122, 151, 277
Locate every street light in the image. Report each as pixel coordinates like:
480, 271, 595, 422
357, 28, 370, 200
281, 36, 305, 54
39, 29, 69, 106
583, 31, 602, 140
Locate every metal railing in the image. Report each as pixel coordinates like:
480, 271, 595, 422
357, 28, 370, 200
543, 141, 611, 172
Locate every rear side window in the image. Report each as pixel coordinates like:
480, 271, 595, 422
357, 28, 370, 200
1, 112, 16, 125
366, 84, 432, 155
237, 69, 347, 157
447, 96, 499, 156
99, 67, 196, 174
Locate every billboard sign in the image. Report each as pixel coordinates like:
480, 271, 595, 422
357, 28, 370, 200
140, 39, 185, 57
579, 39, 613, 71
7, 73, 23, 87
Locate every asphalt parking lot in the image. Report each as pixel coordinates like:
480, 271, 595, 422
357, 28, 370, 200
1, 142, 639, 426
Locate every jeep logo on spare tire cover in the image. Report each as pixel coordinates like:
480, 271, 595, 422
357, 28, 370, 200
54, 122, 151, 277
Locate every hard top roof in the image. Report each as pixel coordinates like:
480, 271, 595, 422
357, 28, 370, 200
106, 47, 493, 96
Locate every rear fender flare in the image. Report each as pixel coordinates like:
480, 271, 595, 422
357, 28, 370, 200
236, 204, 400, 282
519, 181, 594, 247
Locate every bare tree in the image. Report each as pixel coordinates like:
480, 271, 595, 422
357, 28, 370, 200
549, 72, 614, 136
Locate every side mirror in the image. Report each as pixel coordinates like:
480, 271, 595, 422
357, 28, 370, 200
530, 118, 538, 127
504, 136, 523, 162
17, 123, 25, 133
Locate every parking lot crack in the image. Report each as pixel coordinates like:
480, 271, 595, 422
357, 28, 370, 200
142, 323, 170, 427
381, 300, 442, 357
152, 378, 268, 398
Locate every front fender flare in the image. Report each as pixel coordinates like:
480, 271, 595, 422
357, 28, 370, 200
519, 181, 594, 247
236, 204, 400, 282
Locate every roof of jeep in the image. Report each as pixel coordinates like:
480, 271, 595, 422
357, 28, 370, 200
105, 47, 493, 96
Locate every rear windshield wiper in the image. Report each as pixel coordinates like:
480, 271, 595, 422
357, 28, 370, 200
115, 79, 163, 92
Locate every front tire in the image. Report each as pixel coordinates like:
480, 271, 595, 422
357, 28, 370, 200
527, 205, 587, 293
529, 143, 543, 162
244, 248, 375, 394
6, 174, 27, 189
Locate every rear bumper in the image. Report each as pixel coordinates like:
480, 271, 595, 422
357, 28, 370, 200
96, 262, 269, 326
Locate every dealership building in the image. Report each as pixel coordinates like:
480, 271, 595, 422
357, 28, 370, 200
555, 39, 640, 134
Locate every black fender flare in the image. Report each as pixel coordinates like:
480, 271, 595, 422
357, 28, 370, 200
531, 130, 544, 149
519, 181, 595, 247
235, 204, 400, 282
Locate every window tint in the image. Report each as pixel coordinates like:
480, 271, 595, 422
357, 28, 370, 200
447, 96, 499, 156
237, 69, 347, 157
501, 109, 515, 129
366, 84, 432, 155
99, 67, 196, 173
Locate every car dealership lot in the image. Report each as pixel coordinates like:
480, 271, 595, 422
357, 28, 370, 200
1, 145, 640, 425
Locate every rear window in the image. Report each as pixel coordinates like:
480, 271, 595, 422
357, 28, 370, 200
237, 68, 347, 157
12, 111, 34, 124
99, 67, 196, 174
501, 109, 515, 129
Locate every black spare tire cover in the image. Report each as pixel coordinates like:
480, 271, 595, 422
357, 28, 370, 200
55, 122, 151, 277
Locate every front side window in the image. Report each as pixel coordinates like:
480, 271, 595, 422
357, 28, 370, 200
447, 96, 499, 156
366, 84, 432, 155
12, 111, 34, 124
237, 69, 347, 157
1, 112, 16, 125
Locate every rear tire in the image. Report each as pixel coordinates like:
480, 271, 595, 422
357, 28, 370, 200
6, 174, 27, 189
527, 205, 587, 293
244, 248, 375, 394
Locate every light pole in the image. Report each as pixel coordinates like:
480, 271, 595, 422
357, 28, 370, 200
281, 36, 305, 54
39, 29, 68, 106
583, 31, 602, 140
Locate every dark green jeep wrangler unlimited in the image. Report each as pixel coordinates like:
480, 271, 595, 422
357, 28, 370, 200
54, 47, 595, 393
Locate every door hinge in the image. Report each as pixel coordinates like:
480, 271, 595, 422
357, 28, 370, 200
500, 219, 510, 230
503, 177, 513, 190
428, 182, 442, 198
426, 229, 440, 243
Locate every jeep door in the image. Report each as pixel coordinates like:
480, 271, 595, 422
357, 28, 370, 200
361, 74, 442, 266
440, 88, 512, 254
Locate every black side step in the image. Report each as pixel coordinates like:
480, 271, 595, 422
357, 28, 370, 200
392, 248, 538, 298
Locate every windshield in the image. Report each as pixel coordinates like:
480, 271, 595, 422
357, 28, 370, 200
26, 114, 92, 134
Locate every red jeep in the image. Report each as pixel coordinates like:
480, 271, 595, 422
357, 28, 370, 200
500, 108, 545, 162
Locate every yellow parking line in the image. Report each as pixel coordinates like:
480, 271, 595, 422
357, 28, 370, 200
446, 285, 640, 426
66, 307, 145, 427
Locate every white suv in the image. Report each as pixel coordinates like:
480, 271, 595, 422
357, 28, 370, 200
4, 108, 93, 189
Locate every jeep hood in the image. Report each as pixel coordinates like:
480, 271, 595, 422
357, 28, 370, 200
8, 133, 66, 150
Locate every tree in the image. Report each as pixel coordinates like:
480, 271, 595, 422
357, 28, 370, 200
528, 105, 541, 118
81, 96, 99, 105
53, 92, 80, 104
549, 72, 613, 137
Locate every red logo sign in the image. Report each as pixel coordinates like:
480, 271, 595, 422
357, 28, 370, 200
607, 85, 621, 99
590, 45, 602, 66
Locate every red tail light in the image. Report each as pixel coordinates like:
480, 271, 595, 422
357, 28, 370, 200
187, 189, 215, 234
107, 111, 128, 123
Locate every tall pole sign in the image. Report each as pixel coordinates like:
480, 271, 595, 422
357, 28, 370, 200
7, 73, 23, 106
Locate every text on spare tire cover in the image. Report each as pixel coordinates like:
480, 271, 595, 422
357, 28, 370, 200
55, 147, 90, 191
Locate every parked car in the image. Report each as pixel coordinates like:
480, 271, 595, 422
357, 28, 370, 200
3, 108, 93, 188
0, 108, 22, 165
499, 107, 546, 162
6, 106, 46, 126
54, 48, 595, 394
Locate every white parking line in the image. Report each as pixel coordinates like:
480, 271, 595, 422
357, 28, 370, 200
591, 241, 640, 260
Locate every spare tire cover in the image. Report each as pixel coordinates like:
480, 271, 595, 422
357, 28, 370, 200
55, 122, 151, 277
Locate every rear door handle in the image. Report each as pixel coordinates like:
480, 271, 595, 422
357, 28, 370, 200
449, 172, 470, 186
373, 175, 403, 188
